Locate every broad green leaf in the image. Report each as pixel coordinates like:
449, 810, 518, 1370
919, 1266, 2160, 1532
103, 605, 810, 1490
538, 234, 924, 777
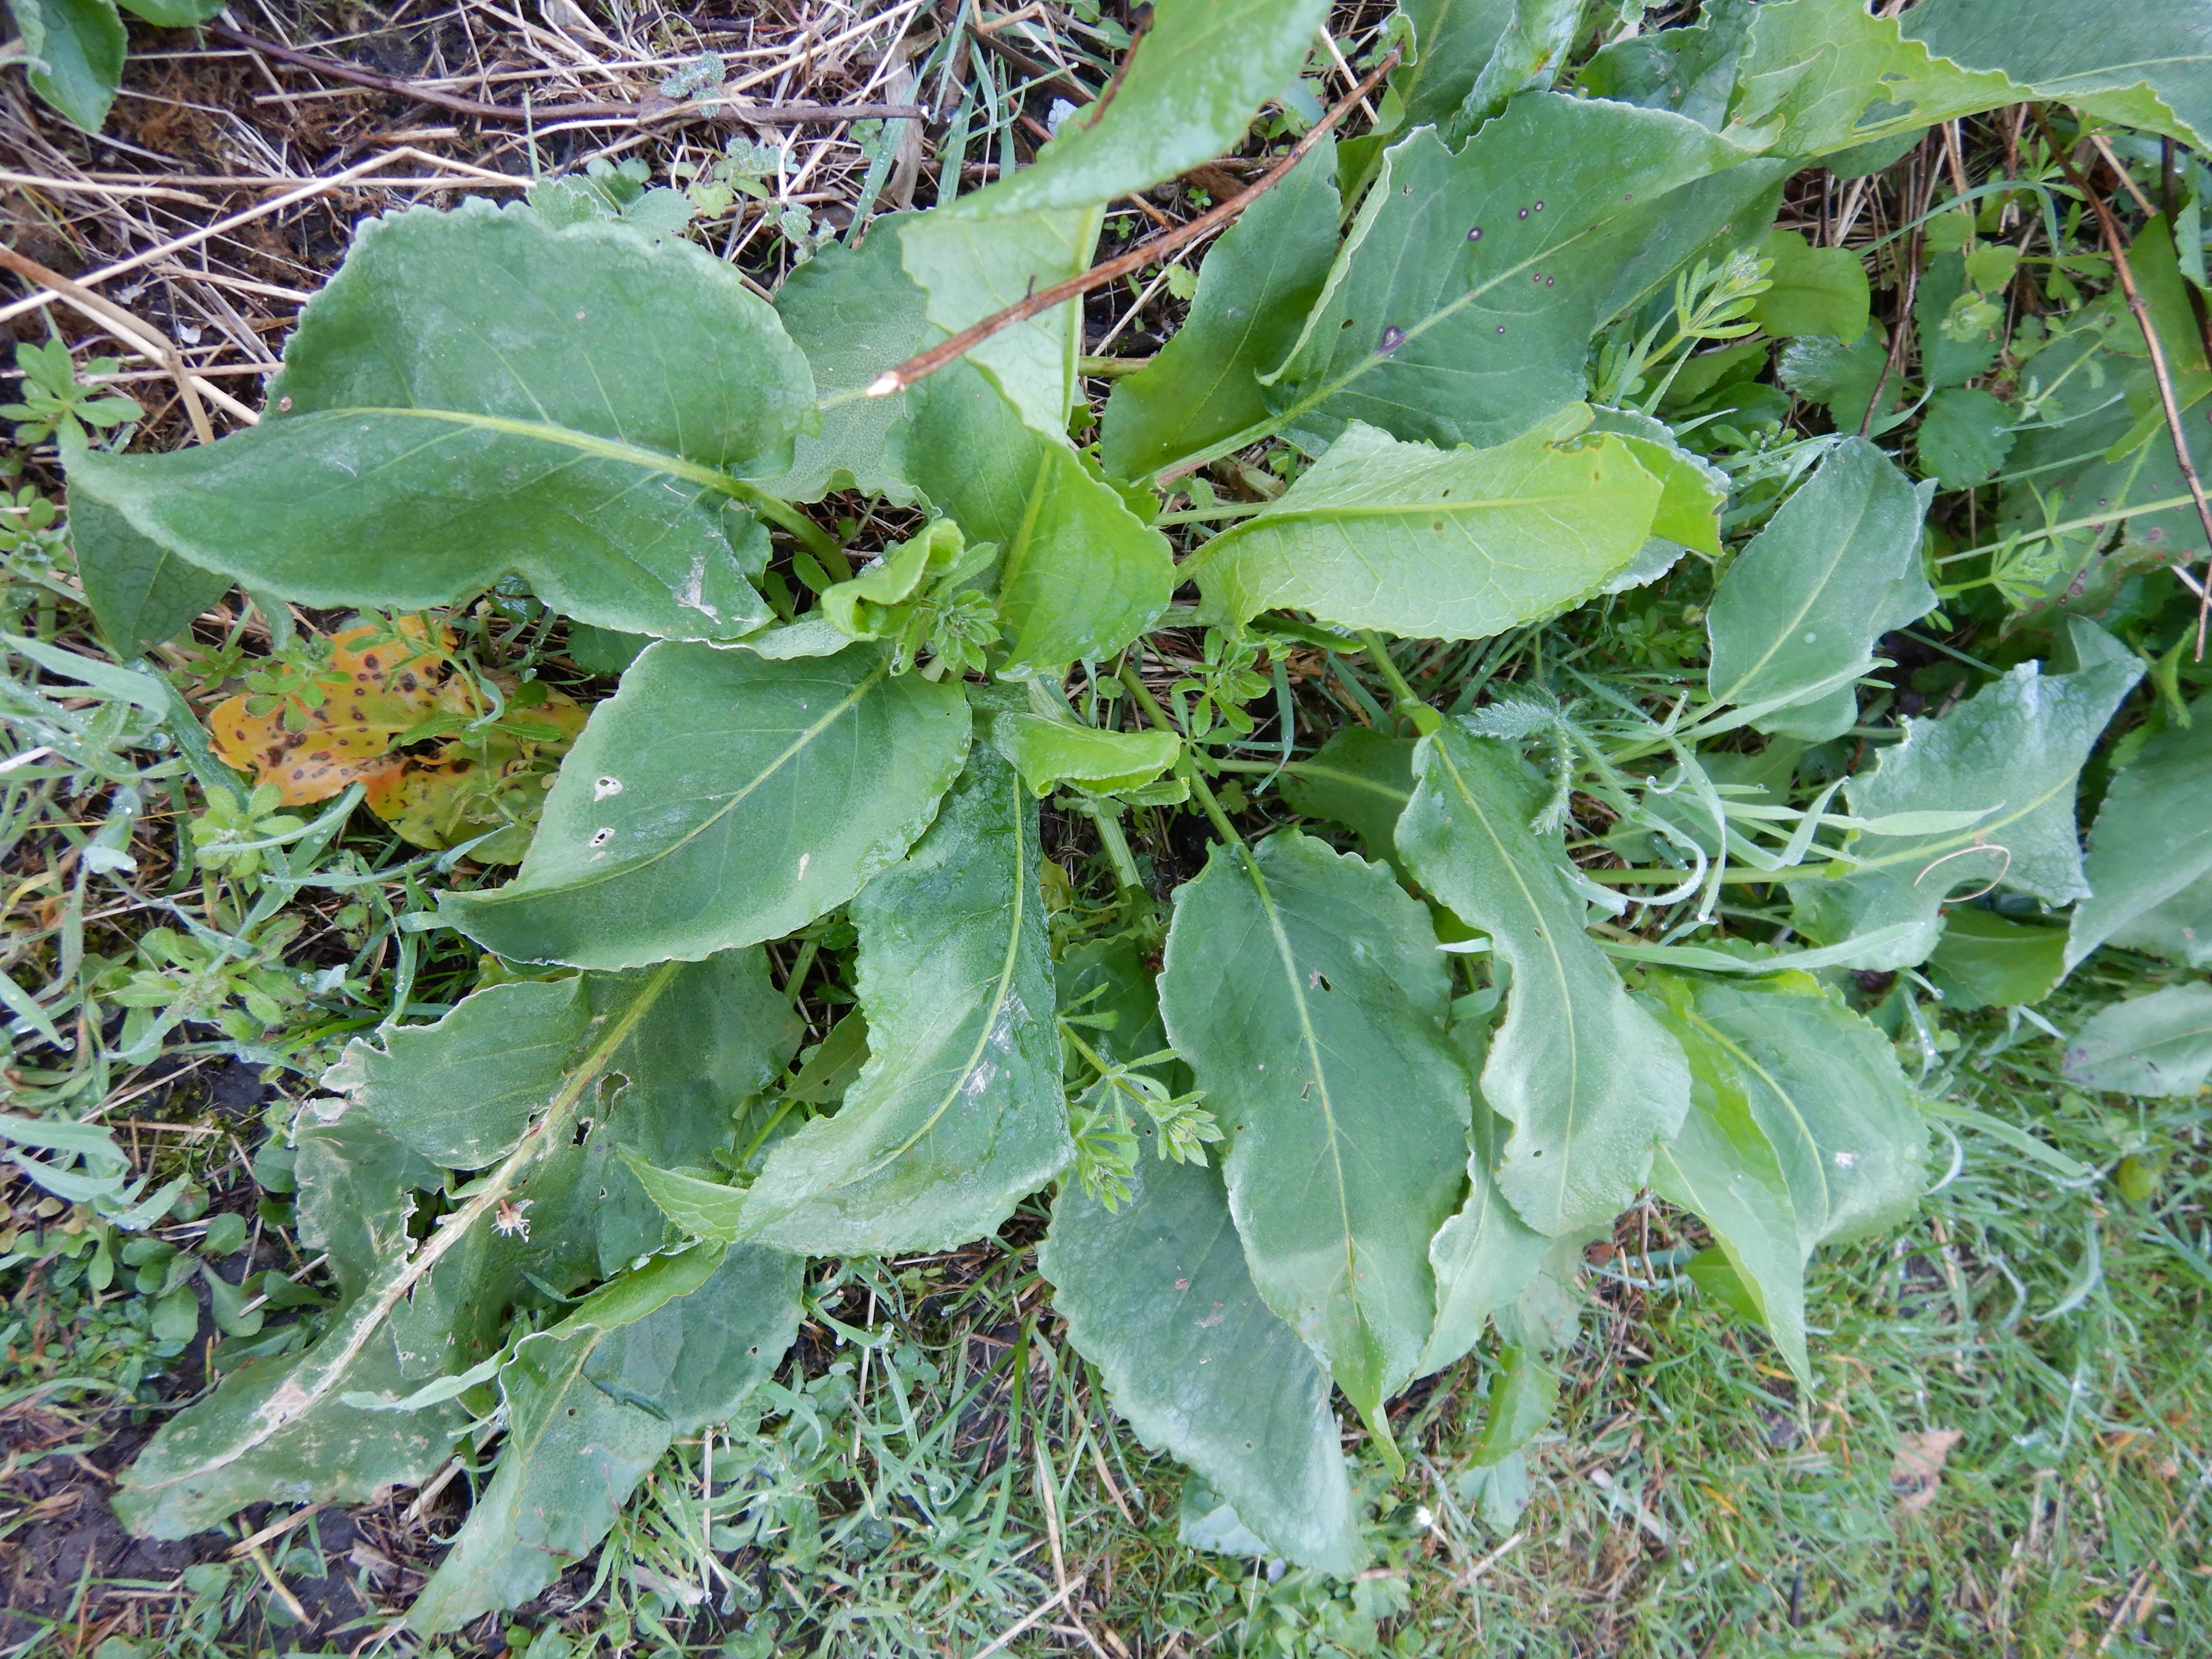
621, 1149, 752, 1244
112, 0, 222, 22
991, 713, 1181, 798
114, 1108, 466, 1536
1790, 620, 2145, 970
408, 1243, 801, 1634
1397, 724, 1689, 1234
958, 0, 1328, 216
901, 206, 1100, 439
2108, 874, 2212, 970
1158, 830, 1470, 1465
1662, 975, 1924, 1252
1279, 728, 1416, 863
1263, 98, 1786, 452
322, 948, 796, 1183
1468, 1345, 1558, 1466
442, 642, 970, 969
1751, 228, 1869, 341
1778, 331, 1891, 433
1904, 0, 2212, 153
1580, 0, 1754, 131
65, 201, 813, 641
9, 0, 125, 132
1641, 988, 1809, 1384
742, 739, 1070, 1252
2065, 983, 2212, 1098
762, 215, 928, 504
114, 960, 716, 1548
898, 363, 1172, 673
1191, 409, 1665, 639
1917, 387, 2016, 490
2068, 697, 2212, 970
1100, 138, 1341, 482
1417, 1018, 1548, 1379
1913, 253, 2000, 391
1927, 909, 2068, 1009
1443, 0, 1586, 141
1041, 1127, 1360, 1576
1586, 404, 1728, 560
70, 494, 228, 656
1705, 437, 1934, 741
1721, 0, 2023, 159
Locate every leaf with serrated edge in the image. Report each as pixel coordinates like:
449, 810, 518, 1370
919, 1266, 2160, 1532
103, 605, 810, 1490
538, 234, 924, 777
2068, 693, 2212, 970
1041, 1130, 1359, 1576
1788, 619, 2144, 970
1261, 99, 1786, 454
71, 495, 228, 656
408, 1243, 800, 1634
64, 201, 812, 641
742, 739, 1070, 1252
442, 641, 970, 969
1101, 137, 1341, 482
899, 362, 1173, 673
1705, 437, 1934, 741
1158, 830, 1469, 1468
1192, 409, 1664, 639
2065, 983, 2212, 1098
1397, 723, 1689, 1235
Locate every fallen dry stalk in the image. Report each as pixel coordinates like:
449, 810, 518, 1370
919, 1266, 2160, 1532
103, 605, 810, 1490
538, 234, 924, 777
866, 48, 1399, 401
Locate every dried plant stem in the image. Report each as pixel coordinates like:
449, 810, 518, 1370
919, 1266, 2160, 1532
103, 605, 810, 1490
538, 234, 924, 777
2040, 110, 2212, 655
866, 49, 1399, 401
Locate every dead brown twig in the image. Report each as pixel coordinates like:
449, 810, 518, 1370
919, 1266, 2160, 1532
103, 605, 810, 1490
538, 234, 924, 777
2036, 108, 2212, 657
867, 48, 1399, 401
208, 24, 926, 128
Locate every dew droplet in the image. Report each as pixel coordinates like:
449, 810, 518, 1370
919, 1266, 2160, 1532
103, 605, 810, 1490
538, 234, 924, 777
1496, 325, 1507, 335
1468, 226, 1483, 241
1518, 207, 1529, 219
1378, 325, 1406, 353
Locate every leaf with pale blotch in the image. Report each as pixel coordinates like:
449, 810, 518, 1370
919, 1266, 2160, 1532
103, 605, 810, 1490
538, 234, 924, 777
442, 641, 970, 969
1101, 138, 1340, 482
1790, 619, 2144, 970
742, 739, 1070, 1252
958, 0, 1326, 216
64, 202, 808, 641
1192, 410, 1665, 640
407, 1243, 800, 1634
1158, 830, 1469, 1468
1042, 1125, 1359, 1576
992, 713, 1180, 798
1705, 437, 1934, 741
900, 206, 1100, 440
1396, 723, 1689, 1236
2065, 984, 2212, 1098
2069, 694, 2212, 971
71, 495, 228, 656
898, 363, 1172, 673
762, 214, 929, 504
1262, 98, 1785, 453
